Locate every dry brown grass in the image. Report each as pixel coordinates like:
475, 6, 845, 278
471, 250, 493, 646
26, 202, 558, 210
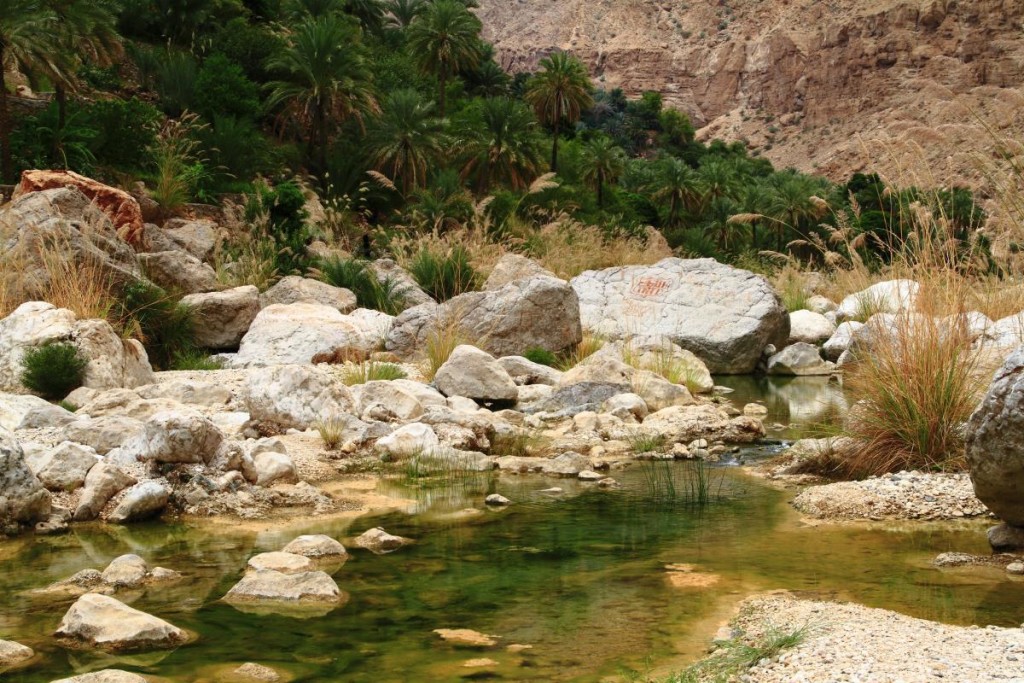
532, 221, 672, 280
555, 333, 605, 371
420, 313, 474, 381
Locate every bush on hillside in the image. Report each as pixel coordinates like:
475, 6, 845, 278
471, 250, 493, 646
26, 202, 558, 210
21, 341, 88, 400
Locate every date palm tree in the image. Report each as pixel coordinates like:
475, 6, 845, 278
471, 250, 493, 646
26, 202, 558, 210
0, 0, 60, 182
767, 172, 827, 251
460, 96, 542, 193
524, 51, 593, 173
366, 88, 447, 195
266, 14, 379, 174
385, 0, 426, 28
42, 0, 122, 154
651, 156, 703, 228
580, 135, 625, 209
406, 0, 482, 117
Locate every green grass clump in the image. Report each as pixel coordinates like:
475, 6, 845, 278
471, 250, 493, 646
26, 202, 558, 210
666, 624, 810, 683
315, 257, 407, 315
315, 415, 347, 450
116, 280, 198, 371
342, 361, 407, 386
524, 347, 558, 367
408, 244, 478, 302
20, 341, 88, 400
170, 350, 224, 371
626, 430, 666, 454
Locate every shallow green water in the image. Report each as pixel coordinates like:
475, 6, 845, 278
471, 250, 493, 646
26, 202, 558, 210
0, 465, 1019, 683
715, 374, 848, 441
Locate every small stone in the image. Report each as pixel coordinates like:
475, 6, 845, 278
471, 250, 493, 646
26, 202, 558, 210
433, 628, 498, 647
577, 470, 603, 481
233, 662, 281, 681
353, 527, 411, 554
463, 658, 499, 668
282, 534, 347, 558
539, 487, 563, 494
485, 494, 511, 506
100, 554, 148, 588
1007, 562, 1024, 575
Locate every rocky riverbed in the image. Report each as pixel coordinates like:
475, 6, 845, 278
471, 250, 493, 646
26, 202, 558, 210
697, 593, 1024, 683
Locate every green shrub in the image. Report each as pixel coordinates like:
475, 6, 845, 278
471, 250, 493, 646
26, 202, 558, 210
170, 350, 224, 371
193, 53, 261, 121
156, 50, 198, 117
20, 342, 88, 400
408, 244, 478, 302
315, 257, 407, 314
524, 347, 557, 367
80, 98, 162, 171
247, 180, 310, 276
199, 115, 272, 185
116, 281, 197, 371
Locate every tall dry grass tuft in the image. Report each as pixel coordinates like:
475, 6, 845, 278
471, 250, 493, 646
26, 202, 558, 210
36, 239, 119, 320
840, 312, 985, 477
556, 333, 605, 371
532, 221, 671, 280
421, 313, 473, 381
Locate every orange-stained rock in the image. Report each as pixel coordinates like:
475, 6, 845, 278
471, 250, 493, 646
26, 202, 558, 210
15, 170, 144, 245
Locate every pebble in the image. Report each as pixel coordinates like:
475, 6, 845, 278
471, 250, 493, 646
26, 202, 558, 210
485, 494, 511, 506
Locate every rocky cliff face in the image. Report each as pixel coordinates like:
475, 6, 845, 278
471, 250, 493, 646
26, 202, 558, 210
477, 0, 1024, 194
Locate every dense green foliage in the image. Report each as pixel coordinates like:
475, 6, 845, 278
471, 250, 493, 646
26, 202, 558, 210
0, 0, 988, 273
116, 280, 198, 370
20, 341, 88, 400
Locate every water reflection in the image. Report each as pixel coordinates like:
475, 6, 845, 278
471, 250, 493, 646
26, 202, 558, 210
716, 375, 849, 437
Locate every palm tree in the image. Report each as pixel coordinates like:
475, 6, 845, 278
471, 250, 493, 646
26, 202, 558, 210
406, 0, 482, 117
385, 0, 426, 28
345, 0, 386, 34
285, 0, 346, 18
42, 0, 122, 153
767, 172, 828, 251
266, 14, 379, 173
366, 88, 447, 195
697, 157, 739, 204
0, 0, 60, 182
702, 195, 747, 251
651, 157, 703, 228
739, 182, 774, 249
524, 51, 594, 173
580, 136, 625, 209
460, 96, 542, 193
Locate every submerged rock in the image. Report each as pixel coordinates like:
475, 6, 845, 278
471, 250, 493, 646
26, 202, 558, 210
0, 639, 33, 666
433, 629, 498, 648
50, 670, 149, 683
485, 494, 511, 506
55, 593, 188, 650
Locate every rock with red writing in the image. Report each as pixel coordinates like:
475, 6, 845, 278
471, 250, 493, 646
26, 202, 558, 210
15, 170, 144, 245
570, 258, 789, 374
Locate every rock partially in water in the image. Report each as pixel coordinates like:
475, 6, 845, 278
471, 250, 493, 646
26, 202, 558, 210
247, 552, 314, 575
485, 494, 511, 506
376, 423, 439, 457
767, 343, 836, 376
108, 481, 170, 524
55, 593, 188, 650
100, 554, 149, 588
74, 462, 135, 522
988, 523, 1024, 552
353, 527, 411, 554
0, 639, 33, 666
966, 346, 1024, 529
282, 535, 347, 558
788, 309, 836, 345
50, 670, 149, 683
232, 662, 282, 681
542, 452, 591, 476
433, 629, 498, 648
224, 569, 341, 604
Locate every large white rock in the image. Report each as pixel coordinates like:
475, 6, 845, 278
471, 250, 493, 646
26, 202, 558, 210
987, 311, 1024, 349
966, 346, 1024, 527
484, 253, 556, 290
835, 279, 919, 321
27, 441, 100, 491
570, 258, 788, 373
0, 639, 33, 666
100, 554, 149, 588
0, 392, 76, 430
65, 416, 146, 455
0, 302, 153, 394
822, 321, 865, 361
386, 275, 582, 358
244, 365, 354, 430
376, 423, 439, 456
787, 309, 836, 345
108, 481, 170, 524
434, 345, 518, 403
356, 380, 425, 421
0, 427, 51, 529
74, 462, 136, 521
247, 552, 313, 574
129, 411, 225, 465
642, 404, 765, 444
181, 285, 261, 350
163, 218, 219, 261
55, 593, 188, 650
252, 451, 298, 487
137, 250, 218, 294
232, 303, 373, 367
260, 275, 357, 313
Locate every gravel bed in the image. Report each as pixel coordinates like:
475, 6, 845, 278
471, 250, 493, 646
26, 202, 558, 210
792, 471, 990, 521
723, 593, 1024, 683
